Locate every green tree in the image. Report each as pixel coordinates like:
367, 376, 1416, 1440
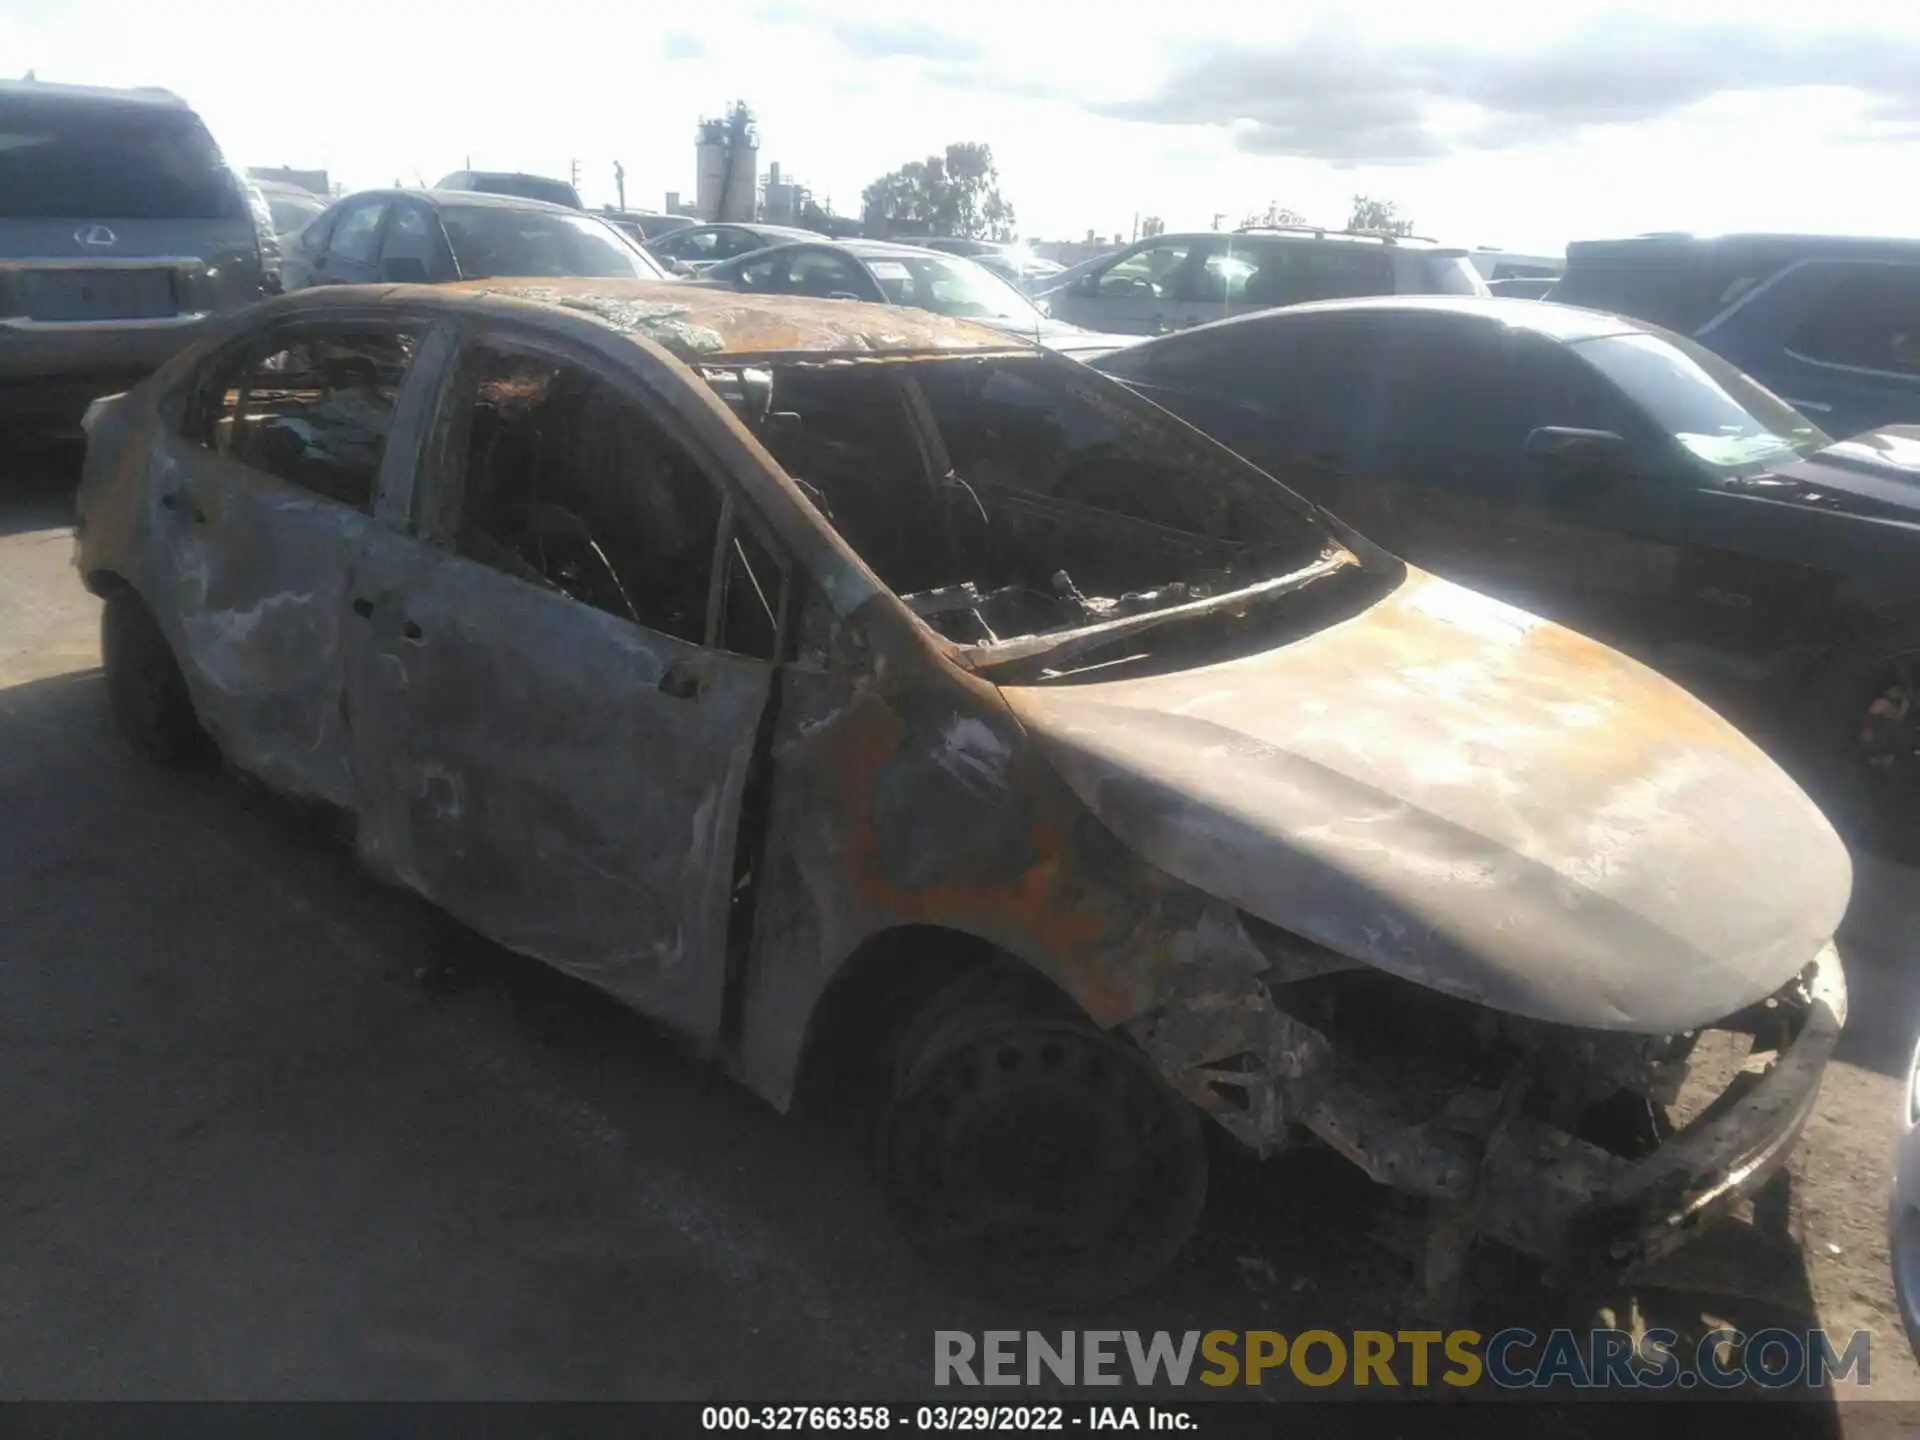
1348, 195, 1415, 236
861, 143, 1017, 241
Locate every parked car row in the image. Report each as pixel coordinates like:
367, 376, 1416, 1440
687, 237, 1135, 359
1032, 225, 1491, 335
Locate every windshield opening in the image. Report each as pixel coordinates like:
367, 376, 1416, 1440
0, 100, 244, 220
867, 254, 1041, 325
440, 207, 663, 281
711, 353, 1369, 678
1572, 330, 1830, 469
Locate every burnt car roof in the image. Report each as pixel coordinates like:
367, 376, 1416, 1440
285, 278, 1028, 362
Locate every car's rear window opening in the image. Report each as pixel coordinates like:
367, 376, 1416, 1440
439, 206, 658, 281
0, 99, 244, 220
708, 353, 1369, 674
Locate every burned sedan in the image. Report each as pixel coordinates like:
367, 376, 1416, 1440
74, 280, 1850, 1306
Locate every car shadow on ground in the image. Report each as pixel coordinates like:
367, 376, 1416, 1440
0, 662, 1867, 1415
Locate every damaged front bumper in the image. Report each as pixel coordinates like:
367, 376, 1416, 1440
1484, 944, 1845, 1276
1131, 939, 1847, 1277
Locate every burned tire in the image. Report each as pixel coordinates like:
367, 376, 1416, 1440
879, 991, 1208, 1307
101, 589, 206, 766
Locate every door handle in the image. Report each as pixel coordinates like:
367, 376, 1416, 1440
658, 658, 703, 700
402, 619, 424, 643
351, 596, 374, 618
160, 491, 178, 511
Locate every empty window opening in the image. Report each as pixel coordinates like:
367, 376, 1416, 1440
713, 353, 1351, 671
203, 327, 420, 511
453, 349, 724, 646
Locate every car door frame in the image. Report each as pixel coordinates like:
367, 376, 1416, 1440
309, 193, 392, 287
778, 245, 884, 302
650, 225, 716, 266
346, 303, 799, 1043
371, 197, 459, 285
1165, 235, 1276, 331
1051, 236, 1220, 335
1358, 315, 1691, 634
146, 301, 456, 808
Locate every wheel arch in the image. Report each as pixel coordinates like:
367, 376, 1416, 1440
780, 922, 1085, 1117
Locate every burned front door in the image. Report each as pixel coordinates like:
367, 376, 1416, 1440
343, 339, 775, 1038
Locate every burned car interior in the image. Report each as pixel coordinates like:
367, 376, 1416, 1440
700, 353, 1363, 672
207, 331, 417, 510
448, 348, 784, 660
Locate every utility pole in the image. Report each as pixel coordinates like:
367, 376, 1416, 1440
570, 158, 582, 193
1211, 212, 1225, 231
1131, 212, 1139, 243
613, 160, 626, 211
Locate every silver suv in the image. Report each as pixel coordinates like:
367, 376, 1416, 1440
1036, 226, 1489, 335
0, 79, 275, 432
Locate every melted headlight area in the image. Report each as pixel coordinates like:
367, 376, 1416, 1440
1127, 919, 1839, 1275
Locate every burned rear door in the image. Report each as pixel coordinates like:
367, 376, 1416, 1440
152, 318, 431, 807
342, 330, 781, 1038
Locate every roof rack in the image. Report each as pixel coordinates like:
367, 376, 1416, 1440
1233, 223, 1440, 246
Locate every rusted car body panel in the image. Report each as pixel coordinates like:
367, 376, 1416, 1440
75, 280, 1852, 1283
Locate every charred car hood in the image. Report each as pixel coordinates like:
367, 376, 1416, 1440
1002, 571, 1853, 1035
1733, 426, 1920, 522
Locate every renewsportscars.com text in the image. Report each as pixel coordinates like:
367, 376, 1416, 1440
934, 1328, 1873, 1391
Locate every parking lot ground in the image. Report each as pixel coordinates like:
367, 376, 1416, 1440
5, 449, 1920, 1411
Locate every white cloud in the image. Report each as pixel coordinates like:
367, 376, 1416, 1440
4, 0, 1919, 251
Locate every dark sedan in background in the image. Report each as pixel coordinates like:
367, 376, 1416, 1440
281, 189, 672, 290
918, 237, 1067, 293
696, 238, 1134, 359
434, 170, 583, 210
644, 222, 824, 275
1092, 296, 1920, 848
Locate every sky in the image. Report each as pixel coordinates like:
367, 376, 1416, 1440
5, 0, 1920, 255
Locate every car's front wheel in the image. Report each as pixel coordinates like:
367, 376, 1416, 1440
878, 974, 1208, 1306
101, 589, 206, 765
